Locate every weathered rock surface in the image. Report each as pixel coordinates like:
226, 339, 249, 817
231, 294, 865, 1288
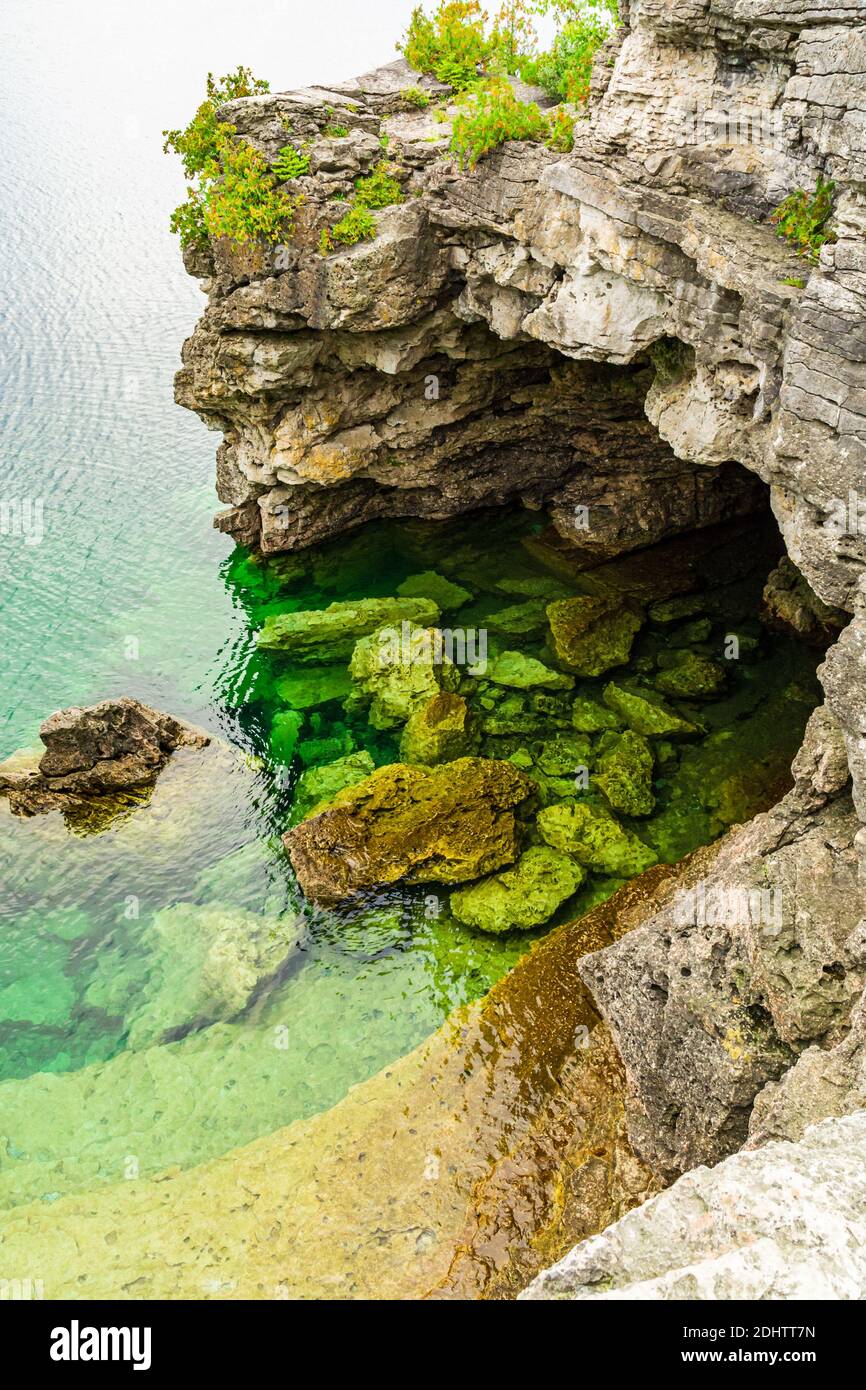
578, 705, 860, 1179
522, 1112, 866, 1301
0, 698, 209, 819
284, 757, 536, 905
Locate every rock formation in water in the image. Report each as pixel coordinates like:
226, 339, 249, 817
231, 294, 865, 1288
0, 698, 209, 819
173, 0, 866, 1296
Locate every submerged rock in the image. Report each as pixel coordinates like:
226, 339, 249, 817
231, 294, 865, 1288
602, 682, 699, 738
0, 698, 209, 821
450, 846, 584, 934
112, 903, 303, 1051
537, 802, 657, 877
274, 665, 352, 710
347, 622, 461, 728
594, 731, 655, 817
571, 694, 622, 733
284, 758, 535, 905
522, 1113, 866, 1301
256, 596, 439, 659
397, 570, 471, 611
399, 692, 477, 765
547, 596, 644, 677
654, 652, 726, 699
289, 750, 376, 825
486, 650, 574, 691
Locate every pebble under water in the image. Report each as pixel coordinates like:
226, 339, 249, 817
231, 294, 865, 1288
0, 503, 821, 1215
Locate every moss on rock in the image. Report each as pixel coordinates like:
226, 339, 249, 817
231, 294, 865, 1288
602, 682, 699, 738
547, 595, 645, 677
257, 597, 440, 659
537, 800, 658, 875
284, 757, 536, 905
486, 650, 574, 691
399, 692, 477, 765
594, 730, 655, 817
450, 846, 584, 934
347, 623, 461, 729
654, 651, 727, 699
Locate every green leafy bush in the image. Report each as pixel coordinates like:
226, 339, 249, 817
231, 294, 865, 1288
535, 9, 610, 104
451, 80, 548, 167
354, 161, 404, 209
273, 144, 311, 180
545, 106, 576, 152
323, 124, 350, 138
771, 176, 836, 263
400, 1, 493, 90
165, 67, 300, 247
319, 205, 377, 254
400, 86, 432, 108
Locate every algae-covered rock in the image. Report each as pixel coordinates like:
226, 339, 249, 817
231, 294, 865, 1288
571, 694, 621, 733
536, 733, 592, 777
450, 846, 584, 934
537, 801, 657, 876
399, 692, 477, 765
296, 730, 356, 766
124, 903, 302, 1051
257, 597, 440, 659
290, 751, 376, 824
397, 571, 471, 611
486, 599, 549, 636
274, 666, 352, 710
348, 623, 461, 728
284, 758, 536, 905
270, 710, 304, 764
654, 651, 726, 699
546, 595, 644, 677
602, 682, 699, 738
487, 650, 574, 692
594, 730, 655, 817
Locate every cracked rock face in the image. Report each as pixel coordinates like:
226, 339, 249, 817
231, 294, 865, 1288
175, 0, 866, 1272
520, 1111, 866, 1301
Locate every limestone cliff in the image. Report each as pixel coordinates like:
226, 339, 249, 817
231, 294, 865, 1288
175, 0, 866, 1235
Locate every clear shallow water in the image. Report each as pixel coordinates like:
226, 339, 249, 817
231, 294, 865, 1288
0, 2, 821, 1216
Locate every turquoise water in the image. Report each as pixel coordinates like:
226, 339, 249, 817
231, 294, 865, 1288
0, 2, 821, 1214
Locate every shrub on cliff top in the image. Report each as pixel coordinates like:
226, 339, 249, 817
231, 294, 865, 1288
164, 66, 301, 248
451, 79, 575, 167
400, 2, 494, 90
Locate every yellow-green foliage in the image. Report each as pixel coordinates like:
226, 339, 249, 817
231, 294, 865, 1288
400, 86, 432, 108
164, 67, 300, 247
319, 205, 377, 254
451, 80, 574, 167
354, 161, 405, 209
400, 1, 494, 90
534, 4, 613, 104
771, 176, 836, 263
273, 144, 311, 180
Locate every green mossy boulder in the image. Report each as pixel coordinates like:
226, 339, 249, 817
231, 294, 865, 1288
257, 597, 440, 659
270, 710, 304, 765
536, 733, 593, 777
296, 730, 356, 767
594, 730, 655, 817
486, 650, 574, 691
290, 750, 376, 825
274, 666, 352, 710
537, 801, 658, 875
399, 692, 477, 765
602, 682, 699, 738
397, 571, 471, 611
486, 599, 549, 636
654, 651, 727, 699
572, 694, 622, 733
546, 595, 645, 677
347, 623, 461, 729
449, 846, 584, 934
284, 757, 536, 905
